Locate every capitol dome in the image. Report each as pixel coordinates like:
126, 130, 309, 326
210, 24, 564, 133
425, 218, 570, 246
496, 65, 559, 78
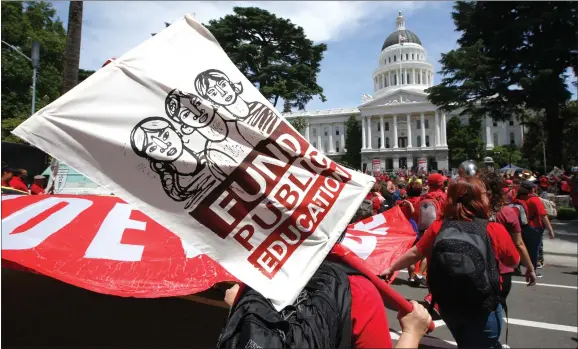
372, 11, 435, 96
382, 29, 422, 50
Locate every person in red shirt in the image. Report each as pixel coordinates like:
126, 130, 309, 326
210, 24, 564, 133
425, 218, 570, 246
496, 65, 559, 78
1, 167, 13, 187
480, 170, 537, 294
539, 175, 549, 193
382, 176, 520, 349
8, 169, 29, 193
30, 175, 46, 195
516, 181, 555, 277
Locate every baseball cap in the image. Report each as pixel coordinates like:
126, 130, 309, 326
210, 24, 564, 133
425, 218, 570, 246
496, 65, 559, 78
520, 180, 537, 189
428, 173, 445, 187
484, 156, 494, 164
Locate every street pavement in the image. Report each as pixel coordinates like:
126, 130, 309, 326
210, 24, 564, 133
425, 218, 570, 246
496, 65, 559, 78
388, 265, 578, 348
544, 219, 578, 267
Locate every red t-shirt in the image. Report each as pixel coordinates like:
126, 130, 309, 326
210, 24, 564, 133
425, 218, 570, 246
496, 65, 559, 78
525, 195, 547, 229
495, 206, 522, 274
539, 176, 548, 188
8, 177, 28, 192
398, 196, 421, 221
30, 183, 45, 195
349, 275, 392, 348
416, 219, 520, 274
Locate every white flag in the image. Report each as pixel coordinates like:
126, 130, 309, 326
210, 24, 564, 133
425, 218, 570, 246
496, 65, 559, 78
12, 15, 374, 310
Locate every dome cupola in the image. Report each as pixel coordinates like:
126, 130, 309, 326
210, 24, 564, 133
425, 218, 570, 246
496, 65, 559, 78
381, 12, 422, 50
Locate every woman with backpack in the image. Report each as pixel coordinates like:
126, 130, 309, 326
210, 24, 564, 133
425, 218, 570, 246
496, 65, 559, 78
382, 176, 520, 348
479, 170, 537, 296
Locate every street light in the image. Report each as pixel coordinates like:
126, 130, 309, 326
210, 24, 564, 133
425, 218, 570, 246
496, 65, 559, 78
1, 40, 40, 114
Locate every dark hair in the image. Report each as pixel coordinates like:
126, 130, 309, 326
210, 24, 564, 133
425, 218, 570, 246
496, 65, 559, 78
407, 181, 422, 197
516, 185, 531, 199
479, 169, 506, 212
444, 176, 490, 221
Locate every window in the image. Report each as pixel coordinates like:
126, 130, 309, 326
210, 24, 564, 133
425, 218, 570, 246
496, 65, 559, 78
417, 74, 421, 84
313, 128, 317, 136
385, 122, 389, 131
412, 53, 415, 60
407, 73, 410, 84
394, 74, 397, 85
378, 137, 381, 148
324, 141, 328, 153
417, 135, 421, 146
493, 133, 499, 146
385, 137, 390, 148
324, 127, 329, 136
493, 121, 498, 127
416, 120, 421, 129
336, 140, 340, 152
509, 120, 514, 126
510, 132, 515, 145
377, 122, 381, 131
406, 53, 409, 60
394, 55, 397, 62
425, 119, 429, 129
388, 57, 391, 63
336, 127, 340, 136
313, 142, 317, 148
426, 135, 430, 147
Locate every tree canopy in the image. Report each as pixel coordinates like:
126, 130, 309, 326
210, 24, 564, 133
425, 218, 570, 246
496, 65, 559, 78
445, 116, 485, 168
343, 115, 362, 169
427, 1, 577, 168
289, 116, 307, 133
204, 7, 327, 110
1, 1, 94, 143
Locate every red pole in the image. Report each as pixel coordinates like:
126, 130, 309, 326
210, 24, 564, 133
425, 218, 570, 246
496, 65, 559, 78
332, 243, 435, 333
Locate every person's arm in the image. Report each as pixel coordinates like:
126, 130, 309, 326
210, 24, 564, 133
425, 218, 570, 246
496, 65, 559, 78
403, 200, 415, 215
542, 215, 555, 239
490, 223, 520, 268
510, 232, 536, 286
395, 301, 432, 348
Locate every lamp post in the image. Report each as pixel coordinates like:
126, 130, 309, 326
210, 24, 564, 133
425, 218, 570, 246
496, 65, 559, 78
1, 40, 41, 114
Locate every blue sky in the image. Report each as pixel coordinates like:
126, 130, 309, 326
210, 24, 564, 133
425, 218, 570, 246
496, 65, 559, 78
51, 1, 575, 112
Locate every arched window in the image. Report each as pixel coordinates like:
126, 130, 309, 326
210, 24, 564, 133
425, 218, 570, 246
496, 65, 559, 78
385, 137, 390, 148
417, 135, 421, 147
493, 133, 499, 146
378, 137, 381, 148
425, 135, 430, 147
509, 132, 515, 145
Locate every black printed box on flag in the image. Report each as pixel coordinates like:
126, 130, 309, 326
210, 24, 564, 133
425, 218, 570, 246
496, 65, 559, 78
12, 15, 375, 309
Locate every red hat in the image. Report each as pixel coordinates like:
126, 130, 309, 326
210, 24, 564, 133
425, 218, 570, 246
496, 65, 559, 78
505, 180, 513, 185
428, 173, 445, 187
400, 189, 407, 197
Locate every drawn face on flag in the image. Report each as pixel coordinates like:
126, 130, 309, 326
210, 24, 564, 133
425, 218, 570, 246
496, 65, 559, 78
131, 117, 184, 162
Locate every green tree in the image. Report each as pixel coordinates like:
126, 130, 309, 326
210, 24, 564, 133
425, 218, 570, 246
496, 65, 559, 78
427, 2, 577, 168
205, 7, 327, 110
1, 1, 67, 143
446, 116, 486, 168
289, 116, 307, 132
343, 115, 362, 169
61, 0, 83, 94
487, 145, 524, 168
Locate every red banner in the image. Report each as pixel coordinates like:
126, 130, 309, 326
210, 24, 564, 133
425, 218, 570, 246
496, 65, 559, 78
1, 195, 415, 298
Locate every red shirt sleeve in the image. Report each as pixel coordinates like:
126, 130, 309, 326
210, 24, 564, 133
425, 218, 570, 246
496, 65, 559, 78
30, 184, 44, 195
487, 222, 520, 268
349, 275, 392, 349
497, 206, 521, 235
415, 219, 443, 258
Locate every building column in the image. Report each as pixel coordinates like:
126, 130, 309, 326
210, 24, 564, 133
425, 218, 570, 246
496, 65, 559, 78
379, 115, 385, 149
393, 115, 399, 148
341, 126, 346, 152
329, 124, 334, 153
485, 116, 493, 150
441, 113, 447, 146
304, 124, 310, 142
366, 116, 372, 149
520, 124, 525, 146
412, 69, 416, 84
361, 118, 366, 150
502, 121, 508, 146
317, 132, 322, 153
388, 72, 391, 87
435, 111, 441, 147
420, 113, 426, 147
407, 114, 413, 148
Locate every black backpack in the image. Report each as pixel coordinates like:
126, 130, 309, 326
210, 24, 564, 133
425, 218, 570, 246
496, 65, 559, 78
428, 219, 501, 320
216, 261, 360, 349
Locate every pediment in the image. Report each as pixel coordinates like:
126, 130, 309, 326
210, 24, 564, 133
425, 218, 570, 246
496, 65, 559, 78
360, 89, 428, 108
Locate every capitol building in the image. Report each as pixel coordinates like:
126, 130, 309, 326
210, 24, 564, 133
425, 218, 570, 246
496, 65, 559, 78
283, 12, 525, 173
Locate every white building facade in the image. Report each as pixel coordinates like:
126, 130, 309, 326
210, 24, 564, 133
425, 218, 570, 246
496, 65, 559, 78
283, 12, 525, 173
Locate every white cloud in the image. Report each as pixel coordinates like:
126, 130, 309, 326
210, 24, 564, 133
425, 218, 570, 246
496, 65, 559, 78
69, 1, 438, 70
